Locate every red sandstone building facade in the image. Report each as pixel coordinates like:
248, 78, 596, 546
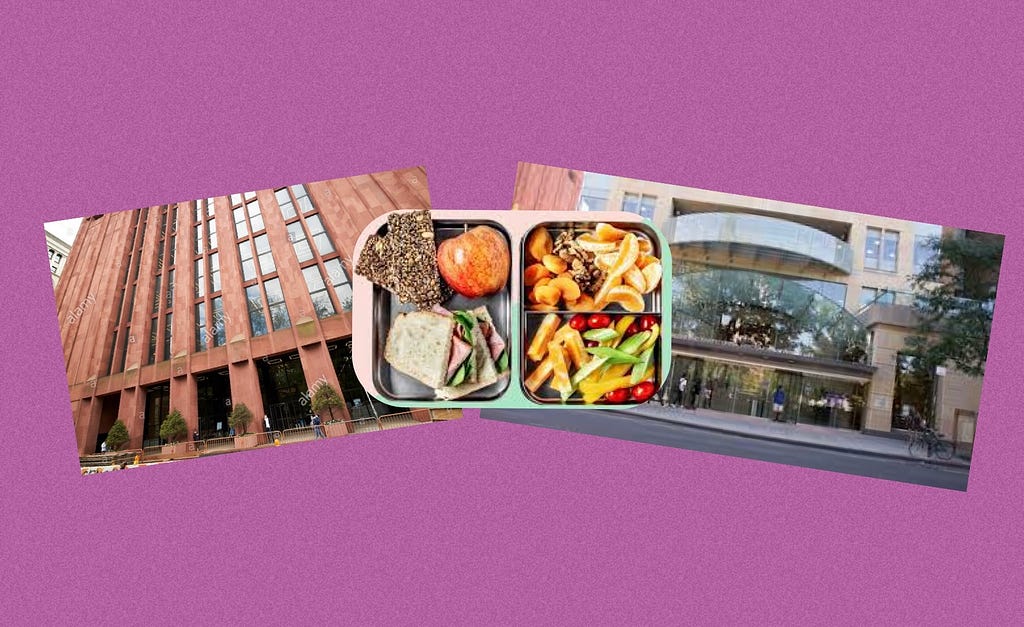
57, 168, 430, 454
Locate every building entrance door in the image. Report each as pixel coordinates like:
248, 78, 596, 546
196, 369, 231, 438
142, 383, 170, 447
256, 352, 309, 431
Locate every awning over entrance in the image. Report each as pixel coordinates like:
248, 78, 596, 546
672, 337, 875, 384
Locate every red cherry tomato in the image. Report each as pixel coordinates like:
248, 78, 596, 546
568, 314, 588, 331
630, 381, 656, 402
588, 314, 612, 329
585, 340, 599, 348
640, 315, 658, 331
625, 322, 641, 336
605, 388, 630, 403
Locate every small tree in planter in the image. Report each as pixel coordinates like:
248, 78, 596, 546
312, 384, 347, 436
105, 420, 129, 452
229, 402, 257, 448
159, 409, 188, 455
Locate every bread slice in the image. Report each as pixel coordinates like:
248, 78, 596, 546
434, 308, 501, 400
384, 311, 454, 389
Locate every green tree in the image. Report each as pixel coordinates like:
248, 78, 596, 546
159, 409, 188, 443
228, 402, 253, 436
907, 233, 1003, 377
311, 383, 345, 422
105, 420, 129, 451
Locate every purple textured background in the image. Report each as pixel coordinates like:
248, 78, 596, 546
2, 2, 1022, 623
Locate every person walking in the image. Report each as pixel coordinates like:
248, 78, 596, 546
772, 385, 786, 422
311, 413, 326, 440
690, 378, 702, 410
702, 382, 713, 409
674, 375, 688, 408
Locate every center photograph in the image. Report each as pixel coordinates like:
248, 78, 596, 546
351, 210, 672, 409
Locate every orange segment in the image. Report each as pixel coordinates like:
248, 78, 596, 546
641, 261, 663, 294
595, 223, 629, 242
624, 266, 645, 292
605, 285, 645, 313
576, 233, 618, 253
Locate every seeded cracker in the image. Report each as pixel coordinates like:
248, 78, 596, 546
355, 210, 445, 309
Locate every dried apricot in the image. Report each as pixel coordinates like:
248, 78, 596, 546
541, 254, 568, 274
524, 263, 552, 286
549, 276, 581, 301
534, 284, 562, 307
566, 294, 596, 311
527, 227, 553, 262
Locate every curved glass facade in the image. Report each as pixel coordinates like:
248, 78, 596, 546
671, 263, 869, 364
669, 212, 854, 274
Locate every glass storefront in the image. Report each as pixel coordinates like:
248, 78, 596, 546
671, 263, 868, 364
666, 355, 866, 429
142, 383, 170, 447
196, 369, 232, 438
257, 352, 310, 431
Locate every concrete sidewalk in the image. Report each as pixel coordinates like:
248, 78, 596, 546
618, 402, 971, 468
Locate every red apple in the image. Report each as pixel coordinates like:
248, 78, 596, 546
436, 226, 510, 298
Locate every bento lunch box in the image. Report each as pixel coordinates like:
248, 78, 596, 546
351, 210, 672, 409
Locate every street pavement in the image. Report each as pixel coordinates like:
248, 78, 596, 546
481, 406, 971, 491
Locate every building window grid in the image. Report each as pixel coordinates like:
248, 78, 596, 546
864, 227, 900, 273
192, 198, 221, 353
622, 192, 657, 221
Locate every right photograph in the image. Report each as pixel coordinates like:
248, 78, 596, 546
485, 163, 1006, 491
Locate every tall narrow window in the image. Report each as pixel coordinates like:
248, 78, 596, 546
168, 234, 176, 266
264, 278, 290, 330
247, 199, 264, 232
209, 252, 221, 293
275, 188, 296, 220
292, 184, 314, 214
148, 317, 158, 365
208, 215, 217, 250
233, 207, 248, 238
239, 241, 256, 281
166, 269, 175, 309
210, 296, 226, 347
306, 214, 334, 255
194, 221, 204, 255
287, 221, 313, 263
164, 312, 173, 359
246, 284, 267, 337
194, 259, 206, 298
195, 303, 207, 352
152, 275, 162, 313
322, 258, 353, 311
864, 227, 900, 272
302, 265, 336, 319
255, 234, 275, 275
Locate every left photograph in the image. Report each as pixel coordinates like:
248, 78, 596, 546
46, 167, 463, 475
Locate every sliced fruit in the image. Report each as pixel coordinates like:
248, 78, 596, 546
636, 254, 659, 269
638, 237, 653, 254
641, 261, 663, 294
568, 314, 588, 331
528, 303, 560, 312
594, 252, 617, 271
638, 324, 659, 352
526, 227, 553, 262
549, 276, 581, 302
595, 223, 629, 242
604, 285, 645, 313
611, 316, 636, 347
548, 342, 572, 399
630, 380, 656, 402
575, 232, 618, 253
578, 366, 654, 399
563, 331, 588, 369
527, 313, 560, 362
605, 388, 630, 403
541, 254, 568, 275
583, 327, 619, 342
524, 263, 552, 286
587, 314, 612, 329
624, 265, 646, 292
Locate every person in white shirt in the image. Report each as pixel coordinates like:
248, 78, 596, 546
674, 376, 688, 408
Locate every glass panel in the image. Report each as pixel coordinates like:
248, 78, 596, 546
152, 275, 161, 313
623, 192, 640, 215
163, 312, 172, 360
206, 198, 216, 217
244, 191, 256, 200
264, 278, 291, 330
297, 195, 314, 214
234, 207, 247, 238
209, 252, 221, 293
275, 188, 296, 220
246, 284, 267, 337
194, 223, 203, 255
247, 200, 263, 232
195, 302, 207, 351
864, 227, 881, 270
323, 258, 352, 311
208, 218, 217, 250
255, 234, 275, 274
640, 195, 656, 220
881, 230, 899, 272
194, 258, 205, 298
169, 234, 176, 266
230, 193, 242, 205
166, 269, 174, 308
306, 214, 334, 254
288, 221, 313, 263
211, 296, 226, 346
239, 241, 255, 281
148, 317, 158, 364
914, 235, 934, 274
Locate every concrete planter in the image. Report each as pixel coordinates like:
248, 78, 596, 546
234, 433, 258, 449
161, 442, 186, 457
324, 422, 348, 438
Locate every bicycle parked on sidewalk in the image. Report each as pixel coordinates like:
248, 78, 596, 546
908, 425, 954, 460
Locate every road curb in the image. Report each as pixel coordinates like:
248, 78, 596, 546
615, 407, 971, 470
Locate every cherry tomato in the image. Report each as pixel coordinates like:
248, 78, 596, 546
585, 340, 599, 348
568, 314, 588, 331
625, 322, 641, 336
630, 381, 656, 402
605, 388, 630, 403
588, 314, 612, 329
639, 315, 658, 331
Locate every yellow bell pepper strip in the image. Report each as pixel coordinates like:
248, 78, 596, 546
638, 324, 659, 352
527, 313, 561, 362
610, 316, 636, 348
579, 365, 655, 400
